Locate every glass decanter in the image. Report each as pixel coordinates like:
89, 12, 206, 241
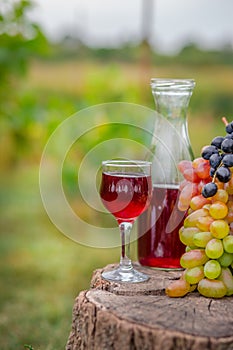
138, 78, 195, 269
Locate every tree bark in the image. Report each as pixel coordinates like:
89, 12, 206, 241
66, 263, 233, 350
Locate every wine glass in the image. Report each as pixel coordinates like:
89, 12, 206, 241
99, 160, 152, 283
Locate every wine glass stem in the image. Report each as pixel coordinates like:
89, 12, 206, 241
119, 222, 133, 271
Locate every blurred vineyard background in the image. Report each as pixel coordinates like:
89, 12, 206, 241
0, 0, 233, 349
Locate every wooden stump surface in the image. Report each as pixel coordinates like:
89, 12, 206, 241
66, 263, 233, 350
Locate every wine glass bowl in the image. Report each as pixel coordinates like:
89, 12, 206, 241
99, 160, 152, 283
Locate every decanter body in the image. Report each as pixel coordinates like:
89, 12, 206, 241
138, 79, 195, 269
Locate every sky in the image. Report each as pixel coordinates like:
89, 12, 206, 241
29, 0, 233, 53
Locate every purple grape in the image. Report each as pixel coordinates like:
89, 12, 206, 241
211, 136, 224, 149
202, 182, 218, 198
226, 122, 233, 134
202, 146, 219, 160
221, 138, 233, 153
222, 154, 233, 167
216, 166, 231, 183
209, 153, 222, 169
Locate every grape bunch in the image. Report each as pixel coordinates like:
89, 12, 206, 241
201, 118, 233, 198
166, 119, 233, 299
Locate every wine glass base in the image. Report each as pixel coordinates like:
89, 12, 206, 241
102, 266, 149, 283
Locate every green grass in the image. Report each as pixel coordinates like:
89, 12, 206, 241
24, 60, 233, 156
0, 58, 233, 349
0, 165, 119, 349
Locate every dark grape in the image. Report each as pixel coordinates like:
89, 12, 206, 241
221, 138, 233, 153
202, 182, 218, 198
222, 154, 233, 167
211, 136, 224, 149
209, 153, 222, 169
216, 166, 231, 183
225, 133, 233, 140
226, 122, 233, 134
202, 146, 219, 160
209, 167, 216, 177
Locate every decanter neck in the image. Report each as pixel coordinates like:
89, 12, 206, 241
151, 79, 195, 121
150, 79, 195, 184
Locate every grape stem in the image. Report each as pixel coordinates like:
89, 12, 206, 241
222, 117, 229, 126
212, 161, 223, 183
212, 169, 218, 183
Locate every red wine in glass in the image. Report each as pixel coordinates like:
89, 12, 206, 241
99, 160, 152, 283
100, 172, 152, 224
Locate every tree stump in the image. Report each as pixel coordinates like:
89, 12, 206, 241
66, 263, 233, 350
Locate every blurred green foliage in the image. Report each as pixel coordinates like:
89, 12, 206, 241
0, 0, 47, 83
51, 36, 233, 66
0, 0, 48, 165
0, 1, 233, 349
0, 165, 120, 350
0, 1, 232, 167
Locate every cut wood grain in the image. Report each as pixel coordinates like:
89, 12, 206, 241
66, 263, 233, 350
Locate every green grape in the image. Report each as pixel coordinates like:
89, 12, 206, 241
185, 245, 198, 252
204, 260, 221, 279
203, 204, 211, 211
180, 249, 209, 269
184, 208, 208, 228
198, 278, 227, 298
222, 235, 233, 253
196, 215, 214, 231
219, 267, 233, 296
193, 231, 212, 248
218, 251, 233, 267
189, 284, 197, 292
185, 266, 204, 284
209, 201, 228, 219
212, 189, 228, 204
205, 238, 224, 259
210, 219, 229, 239
190, 195, 211, 211
165, 279, 190, 297
179, 227, 199, 246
